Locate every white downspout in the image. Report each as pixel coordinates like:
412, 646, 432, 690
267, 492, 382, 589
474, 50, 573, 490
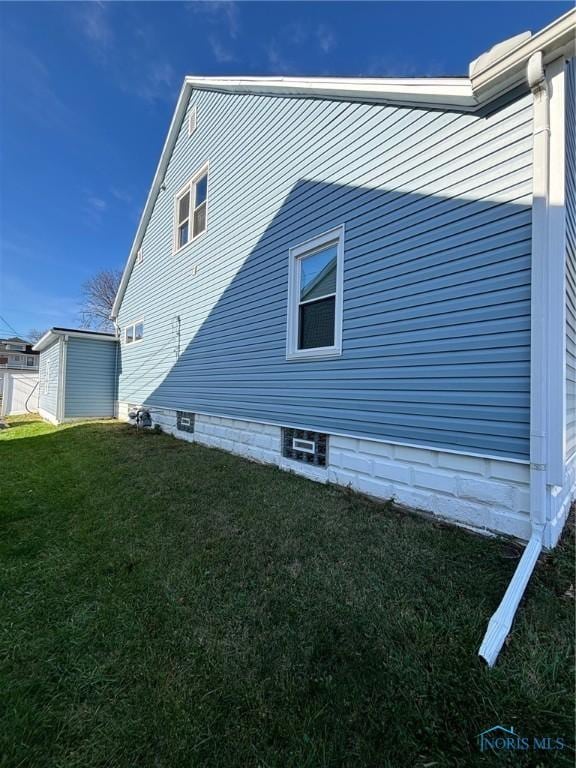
478, 51, 550, 667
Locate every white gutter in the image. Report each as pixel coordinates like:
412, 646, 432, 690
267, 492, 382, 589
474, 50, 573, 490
478, 50, 551, 667
33, 328, 117, 353
471, 9, 575, 104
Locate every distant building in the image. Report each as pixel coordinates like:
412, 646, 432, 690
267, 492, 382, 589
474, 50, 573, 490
0, 337, 39, 371
0, 338, 40, 416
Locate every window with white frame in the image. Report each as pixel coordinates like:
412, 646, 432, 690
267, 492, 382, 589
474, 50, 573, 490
125, 320, 144, 344
286, 226, 344, 359
174, 165, 208, 251
27, 356, 35, 367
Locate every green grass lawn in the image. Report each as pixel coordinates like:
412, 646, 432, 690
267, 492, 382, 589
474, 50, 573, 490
0, 417, 574, 767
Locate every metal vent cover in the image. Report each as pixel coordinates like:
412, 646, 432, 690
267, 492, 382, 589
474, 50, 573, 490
282, 427, 328, 466
177, 411, 195, 433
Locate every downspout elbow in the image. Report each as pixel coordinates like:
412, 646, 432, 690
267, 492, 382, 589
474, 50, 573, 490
478, 531, 543, 667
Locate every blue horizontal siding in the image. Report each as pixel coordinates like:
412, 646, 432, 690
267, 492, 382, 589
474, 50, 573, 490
566, 58, 576, 459
38, 339, 60, 418
118, 88, 533, 459
64, 338, 117, 418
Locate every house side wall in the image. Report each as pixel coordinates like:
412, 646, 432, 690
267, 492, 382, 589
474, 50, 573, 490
64, 338, 117, 419
565, 57, 576, 459
38, 339, 61, 421
117, 88, 533, 461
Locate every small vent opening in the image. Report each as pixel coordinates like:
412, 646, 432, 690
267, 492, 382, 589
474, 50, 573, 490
282, 428, 327, 466
177, 411, 195, 433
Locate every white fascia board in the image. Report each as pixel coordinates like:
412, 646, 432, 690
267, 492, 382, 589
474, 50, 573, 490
471, 9, 576, 103
33, 329, 117, 352
32, 330, 59, 352
184, 75, 477, 109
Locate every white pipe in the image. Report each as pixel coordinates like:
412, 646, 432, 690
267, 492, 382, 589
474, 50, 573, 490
478, 533, 543, 666
478, 50, 551, 667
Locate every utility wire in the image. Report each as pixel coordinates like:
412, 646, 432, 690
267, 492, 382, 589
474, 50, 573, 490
0, 315, 23, 338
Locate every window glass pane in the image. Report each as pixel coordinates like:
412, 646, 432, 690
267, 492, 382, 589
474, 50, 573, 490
193, 202, 207, 237
298, 296, 335, 349
178, 221, 189, 248
27, 357, 34, 366
299, 245, 337, 302
178, 192, 190, 223
134, 322, 144, 341
126, 325, 134, 343
195, 174, 208, 206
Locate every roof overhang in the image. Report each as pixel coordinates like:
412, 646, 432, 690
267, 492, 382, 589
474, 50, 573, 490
184, 75, 476, 109
470, 8, 575, 103
110, 9, 575, 319
33, 328, 117, 352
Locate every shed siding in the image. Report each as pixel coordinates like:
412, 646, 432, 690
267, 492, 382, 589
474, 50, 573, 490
118, 88, 533, 460
64, 338, 116, 418
38, 339, 61, 418
566, 58, 576, 459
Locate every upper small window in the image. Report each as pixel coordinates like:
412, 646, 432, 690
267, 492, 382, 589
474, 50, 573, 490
125, 320, 144, 345
174, 164, 208, 252
136, 247, 143, 264
26, 356, 35, 367
287, 226, 344, 360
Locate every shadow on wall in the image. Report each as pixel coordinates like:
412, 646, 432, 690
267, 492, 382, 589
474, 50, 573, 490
118, 177, 533, 460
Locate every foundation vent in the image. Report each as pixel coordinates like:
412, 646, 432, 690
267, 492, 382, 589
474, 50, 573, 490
177, 411, 195, 433
282, 428, 328, 466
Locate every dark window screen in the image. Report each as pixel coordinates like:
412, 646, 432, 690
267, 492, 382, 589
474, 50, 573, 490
299, 296, 335, 349
193, 202, 207, 237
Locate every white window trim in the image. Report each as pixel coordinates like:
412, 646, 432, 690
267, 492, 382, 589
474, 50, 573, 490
188, 105, 197, 137
124, 319, 145, 345
286, 225, 344, 361
172, 161, 209, 254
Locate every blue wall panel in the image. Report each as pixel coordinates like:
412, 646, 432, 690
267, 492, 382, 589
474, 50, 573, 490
38, 339, 60, 418
117, 88, 533, 459
64, 338, 117, 419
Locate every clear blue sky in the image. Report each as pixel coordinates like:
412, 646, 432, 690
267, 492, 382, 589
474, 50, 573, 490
0, 1, 571, 338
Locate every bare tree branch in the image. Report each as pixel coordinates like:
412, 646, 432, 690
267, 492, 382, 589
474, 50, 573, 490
79, 270, 121, 331
27, 328, 47, 343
